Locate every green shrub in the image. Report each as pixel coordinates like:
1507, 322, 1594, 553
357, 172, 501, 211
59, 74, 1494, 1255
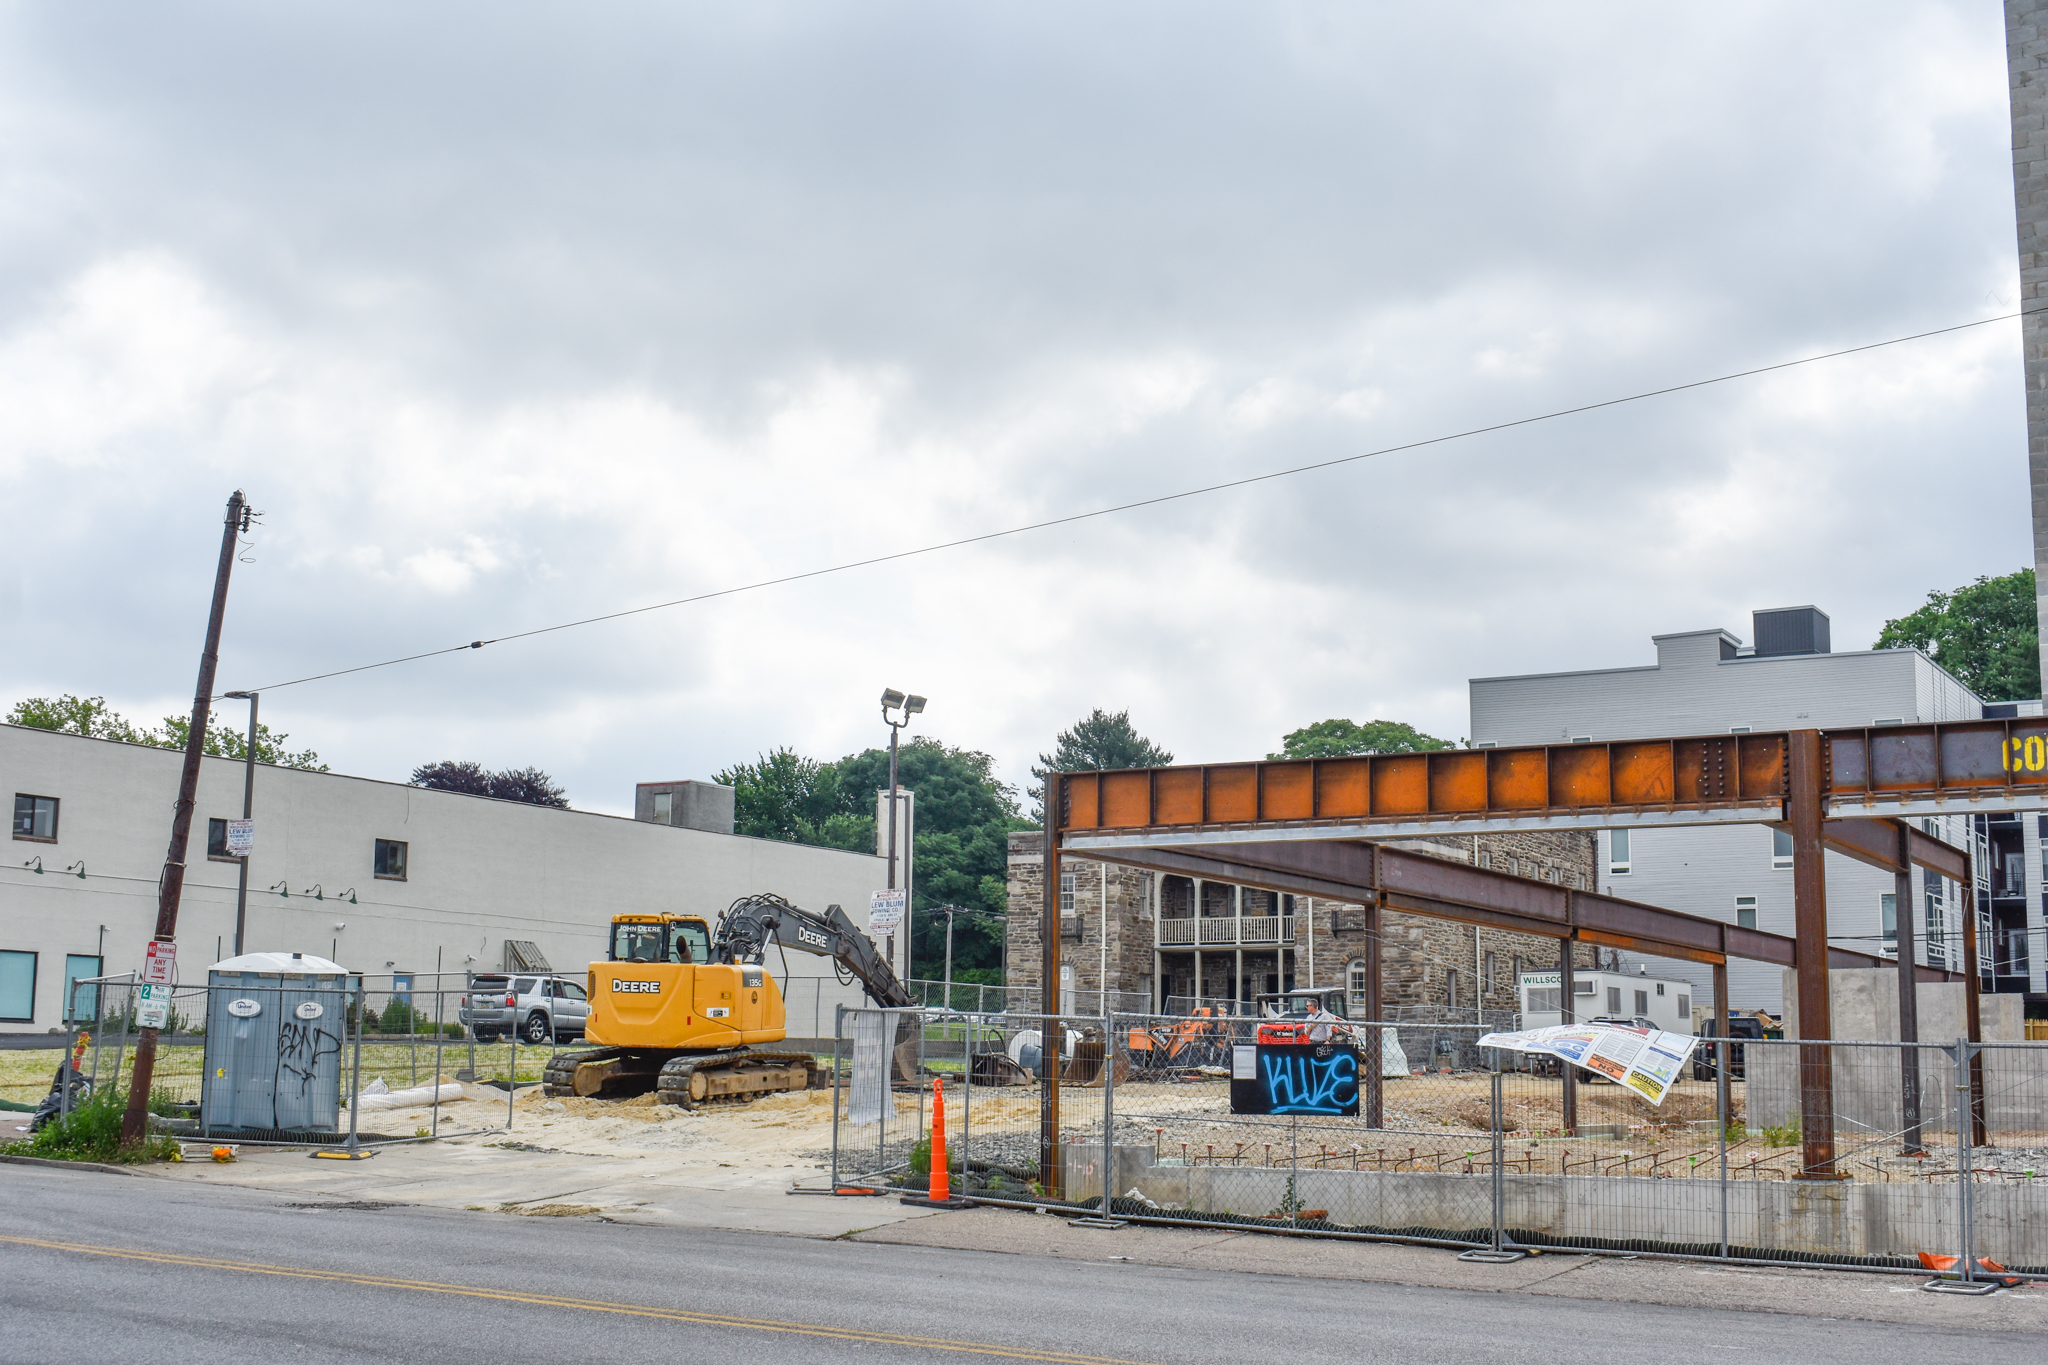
1762, 1120, 1801, 1148
906, 1136, 962, 1176
1, 1087, 176, 1164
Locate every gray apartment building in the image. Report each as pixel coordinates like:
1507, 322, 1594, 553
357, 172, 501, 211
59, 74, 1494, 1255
1469, 606, 2039, 1016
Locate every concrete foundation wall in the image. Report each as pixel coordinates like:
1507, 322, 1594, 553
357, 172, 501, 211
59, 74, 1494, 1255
1064, 1144, 2048, 1263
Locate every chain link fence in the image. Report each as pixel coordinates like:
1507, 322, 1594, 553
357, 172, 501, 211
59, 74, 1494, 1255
825, 1007, 2048, 1281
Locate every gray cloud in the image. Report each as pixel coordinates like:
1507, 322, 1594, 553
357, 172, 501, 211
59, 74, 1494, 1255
0, 2, 2029, 813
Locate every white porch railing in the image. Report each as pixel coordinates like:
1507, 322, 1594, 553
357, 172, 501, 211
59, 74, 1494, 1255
1156, 916, 1294, 947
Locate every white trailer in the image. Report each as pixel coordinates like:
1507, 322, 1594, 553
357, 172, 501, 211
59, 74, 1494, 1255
1518, 969, 1695, 1034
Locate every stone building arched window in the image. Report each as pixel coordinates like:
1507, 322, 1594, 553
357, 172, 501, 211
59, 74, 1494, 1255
1346, 959, 1371, 1019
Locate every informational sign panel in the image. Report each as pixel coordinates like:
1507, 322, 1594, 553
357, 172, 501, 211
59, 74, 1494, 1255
868, 888, 906, 935
225, 819, 255, 856
136, 982, 171, 1030
1230, 1042, 1360, 1116
142, 940, 177, 986
1478, 1023, 1699, 1106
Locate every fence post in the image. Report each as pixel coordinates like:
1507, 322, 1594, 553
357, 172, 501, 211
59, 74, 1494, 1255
507, 1002, 518, 1132
961, 1008, 972, 1196
432, 977, 447, 1139
344, 974, 365, 1156
1103, 1004, 1116, 1215
1717, 1035, 1729, 1259
60, 980, 78, 1123
1458, 1049, 1524, 1262
1922, 1036, 1996, 1294
830, 1003, 843, 1190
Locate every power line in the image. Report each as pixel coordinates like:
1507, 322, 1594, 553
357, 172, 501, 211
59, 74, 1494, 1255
231, 305, 2036, 695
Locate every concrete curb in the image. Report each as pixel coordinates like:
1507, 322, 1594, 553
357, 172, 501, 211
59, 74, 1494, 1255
0, 1153, 149, 1177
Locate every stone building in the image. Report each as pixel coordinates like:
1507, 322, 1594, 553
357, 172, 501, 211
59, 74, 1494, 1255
1007, 828, 1603, 1019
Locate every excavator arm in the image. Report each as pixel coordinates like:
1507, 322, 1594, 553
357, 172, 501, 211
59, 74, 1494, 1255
712, 893, 916, 1010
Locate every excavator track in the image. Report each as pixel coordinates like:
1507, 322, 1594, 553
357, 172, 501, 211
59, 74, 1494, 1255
542, 1047, 623, 1098
657, 1049, 822, 1110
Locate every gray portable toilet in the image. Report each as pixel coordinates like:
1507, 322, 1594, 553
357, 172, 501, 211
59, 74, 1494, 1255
202, 952, 350, 1134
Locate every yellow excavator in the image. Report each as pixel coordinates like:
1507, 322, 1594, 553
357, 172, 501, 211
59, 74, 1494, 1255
542, 893, 915, 1108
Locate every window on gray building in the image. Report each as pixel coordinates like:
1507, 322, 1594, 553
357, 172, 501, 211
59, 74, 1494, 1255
1772, 828, 1793, 869
1634, 989, 1649, 1016
374, 838, 408, 881
1735, 895, 1757, 931
651, 791, 672, 824
205, 818, 241, 862
12, 794, 57, 842
1881, 892, 1896, 944
1608, 829, 1630, 876
1606, 986, 1622, 1015
1677, 993, 1690, 1017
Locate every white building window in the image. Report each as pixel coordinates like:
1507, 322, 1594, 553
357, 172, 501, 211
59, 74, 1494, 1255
1881, 892, 1896, 944
1677, 993, 1690, 1018
1772, 828, 1793, 869
1608, 829, 1631, 876
1735, 895, 1757, 931
1346, 959, 1371, 1019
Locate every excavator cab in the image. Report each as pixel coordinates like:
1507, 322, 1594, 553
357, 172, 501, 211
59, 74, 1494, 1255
609, 917, 710, 965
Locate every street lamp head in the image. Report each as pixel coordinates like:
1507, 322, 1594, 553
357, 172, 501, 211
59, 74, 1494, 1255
880, 688, 907, 710
224, 691, 254, 700
904, 694, 926, 716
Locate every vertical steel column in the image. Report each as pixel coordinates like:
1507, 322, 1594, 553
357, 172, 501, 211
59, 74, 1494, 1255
1040, 805, 1063, 1197
1895, 823, 1924, 1152
1363, 855, 1383, 1130
1787, 730, 1838, 1178
960, 1006, 972, 1196
1559, 935, 1578, 1137
432, 977, 446, 1139
1959, 840, 1988, 1148
345, 974, 365, 1155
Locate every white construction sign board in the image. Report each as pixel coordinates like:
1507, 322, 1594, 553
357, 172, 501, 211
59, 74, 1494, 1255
1478, 1022, 1699, 1106
868, 888, 906, 935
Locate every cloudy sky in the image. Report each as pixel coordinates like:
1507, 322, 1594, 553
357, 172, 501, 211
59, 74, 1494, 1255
0, 2, 2031, 814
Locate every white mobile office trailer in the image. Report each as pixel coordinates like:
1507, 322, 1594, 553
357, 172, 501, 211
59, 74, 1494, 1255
1518, 969, 1695, 1034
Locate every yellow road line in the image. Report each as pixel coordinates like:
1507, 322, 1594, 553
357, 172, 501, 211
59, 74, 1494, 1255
0, 1234, 1150, 1365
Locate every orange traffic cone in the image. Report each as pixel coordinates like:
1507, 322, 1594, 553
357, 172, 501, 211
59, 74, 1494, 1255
930, 1077, 951, 1202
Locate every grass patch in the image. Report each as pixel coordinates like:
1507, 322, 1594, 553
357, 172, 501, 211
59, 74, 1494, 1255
2, 1086, 177, 1164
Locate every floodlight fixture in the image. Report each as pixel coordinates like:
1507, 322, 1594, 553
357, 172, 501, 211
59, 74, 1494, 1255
905, 694, 926, 715
880, 687, 906, 709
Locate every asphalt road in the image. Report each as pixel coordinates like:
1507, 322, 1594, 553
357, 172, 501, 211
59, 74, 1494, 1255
0, 1164, 2036, 1365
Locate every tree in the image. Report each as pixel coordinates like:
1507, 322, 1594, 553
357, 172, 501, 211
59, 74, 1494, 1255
714, 748, 863, 848
8, 694, 325, 770
1874, 569, 2040, 702
411, 760, 570, 807
1029, 709, 1174, 806
715, 735, 1030, 982
1268, 718, 1454, 760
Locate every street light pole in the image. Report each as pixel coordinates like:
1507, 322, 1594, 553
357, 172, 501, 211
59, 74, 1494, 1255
223, 690, 258, 957
879, 688, 926, 981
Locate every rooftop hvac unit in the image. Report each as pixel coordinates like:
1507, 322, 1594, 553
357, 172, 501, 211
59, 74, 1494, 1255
201, 952, 350, 1135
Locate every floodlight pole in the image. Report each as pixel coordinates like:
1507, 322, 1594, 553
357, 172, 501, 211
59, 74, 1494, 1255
224, 690, 259, 957
880, 689, 925, 981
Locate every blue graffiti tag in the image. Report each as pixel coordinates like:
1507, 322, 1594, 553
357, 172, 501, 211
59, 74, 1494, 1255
1260, 1048, 1359, 1115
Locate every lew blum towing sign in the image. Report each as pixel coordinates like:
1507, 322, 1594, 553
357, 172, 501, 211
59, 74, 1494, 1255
1478, 1023, 1699, 1106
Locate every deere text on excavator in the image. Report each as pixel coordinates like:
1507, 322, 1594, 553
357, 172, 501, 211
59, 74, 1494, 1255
542, 893, 915, 1108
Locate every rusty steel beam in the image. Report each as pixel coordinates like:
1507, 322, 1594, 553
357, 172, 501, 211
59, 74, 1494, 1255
1072, 836, 1957, 979
1057, 733, 1790, 840
1767, 816, 1971, 883
1057, 720, 2048, 842
1788, 731, 1839, 1178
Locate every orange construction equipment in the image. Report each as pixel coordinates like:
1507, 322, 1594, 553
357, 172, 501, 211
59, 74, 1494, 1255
930, 1077, 951, 1202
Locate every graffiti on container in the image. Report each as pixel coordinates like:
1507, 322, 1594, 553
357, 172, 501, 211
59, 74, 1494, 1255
275, 1014, 343, 1123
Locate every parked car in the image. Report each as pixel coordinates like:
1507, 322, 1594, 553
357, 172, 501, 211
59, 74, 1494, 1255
460, 974, 591, 1044
1691, 1016, 1765, 1080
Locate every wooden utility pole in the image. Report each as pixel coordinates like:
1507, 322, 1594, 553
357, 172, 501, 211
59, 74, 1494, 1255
121, 491, 249, 1147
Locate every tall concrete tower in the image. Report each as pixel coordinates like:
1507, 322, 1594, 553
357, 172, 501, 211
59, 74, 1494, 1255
2008, 2, 2048, 687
